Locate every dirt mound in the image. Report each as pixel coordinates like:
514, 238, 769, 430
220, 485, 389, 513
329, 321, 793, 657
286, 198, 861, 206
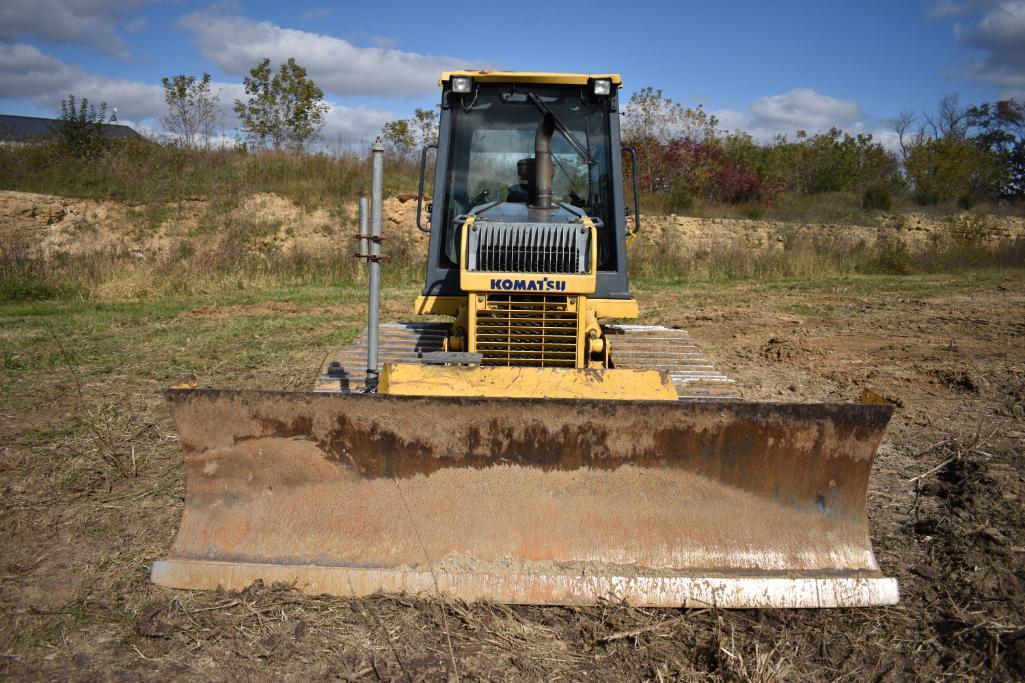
0, 191, 424, 261
760, 336, 812, 363
642, 212, 1025, 258
931, 368, 980, 393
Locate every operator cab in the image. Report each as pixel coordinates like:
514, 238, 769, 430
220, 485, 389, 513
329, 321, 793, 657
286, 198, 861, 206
419, 73, 636, 300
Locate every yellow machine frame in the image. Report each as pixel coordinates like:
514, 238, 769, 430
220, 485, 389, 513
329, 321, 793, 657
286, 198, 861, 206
439, 71, 623, 87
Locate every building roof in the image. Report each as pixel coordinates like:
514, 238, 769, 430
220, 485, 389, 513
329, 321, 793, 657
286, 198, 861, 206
0, 114, 142, 141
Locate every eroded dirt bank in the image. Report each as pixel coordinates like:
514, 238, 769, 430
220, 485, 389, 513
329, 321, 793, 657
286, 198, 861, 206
4, 189, 1024, 261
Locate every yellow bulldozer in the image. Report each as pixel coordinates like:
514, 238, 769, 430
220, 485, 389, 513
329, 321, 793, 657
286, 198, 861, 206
152, 72, 898, 608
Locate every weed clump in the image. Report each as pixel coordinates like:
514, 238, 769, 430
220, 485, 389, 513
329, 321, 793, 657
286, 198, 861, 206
0, 137, 419, 211
863, 184, 893, 211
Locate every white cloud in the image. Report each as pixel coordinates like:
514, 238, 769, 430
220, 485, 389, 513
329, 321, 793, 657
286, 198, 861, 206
178, 12, 467, 97
954, 0, 1025, 98
320, 103, 394, 144
0, 0, 151, 58
749, 88, 863, 130
870, 129, 904, 154
0, 42, 397, 144
932, 0, 1025, 98
695, 88, 903, 152
0, 42, 80, 98
700, 88, 880, 145
708, 108, 749, 133
64, 75, 166, 120
0, 42, 167, 118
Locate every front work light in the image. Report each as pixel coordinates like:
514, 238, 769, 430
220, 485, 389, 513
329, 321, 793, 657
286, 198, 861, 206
452, 76, 473, 93
593, 79, 612, 96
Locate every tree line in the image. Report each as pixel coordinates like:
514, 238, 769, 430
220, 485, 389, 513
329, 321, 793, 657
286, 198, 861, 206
56, 57, 329, 154
379, 86, 1024, 212
54, 64, 1024, 212
619, 88, 1024, 210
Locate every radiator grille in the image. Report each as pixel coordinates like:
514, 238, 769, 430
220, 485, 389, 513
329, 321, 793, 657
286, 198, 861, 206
474, 294, 578, 367
467, 222, 589, 274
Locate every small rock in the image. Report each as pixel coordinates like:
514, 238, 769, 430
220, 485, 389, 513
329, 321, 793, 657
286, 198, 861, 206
982, 527, 1008, 545
293, 620, 307, 641
912, 565, 941, 581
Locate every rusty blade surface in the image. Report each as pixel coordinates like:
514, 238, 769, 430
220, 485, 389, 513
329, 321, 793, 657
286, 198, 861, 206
153, 388, 897, 607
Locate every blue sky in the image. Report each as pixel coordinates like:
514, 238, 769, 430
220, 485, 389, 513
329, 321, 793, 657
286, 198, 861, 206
2, 0, 1023, 146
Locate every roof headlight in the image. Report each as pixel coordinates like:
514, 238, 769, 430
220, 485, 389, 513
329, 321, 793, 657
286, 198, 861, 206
452, 76, 473, 94
593, 79, 612, 96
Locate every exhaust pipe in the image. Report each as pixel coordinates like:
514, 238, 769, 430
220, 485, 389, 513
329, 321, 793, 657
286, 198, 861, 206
533, 113, 555, 210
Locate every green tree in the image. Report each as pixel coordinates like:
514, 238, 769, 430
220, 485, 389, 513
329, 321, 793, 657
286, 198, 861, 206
897, 95, 1005, 205
233, 58, 327, 149
622, 87, 718, 143
905, 137, 999, 205
758, 129, 900, 197
804, 129, 898, 193
162, 73, 221, 147
412, 107, 439, 145
965, 99, 1024, 200
381, 118, 415, 157
381, 106, 438, 159
55, 94, 108, 158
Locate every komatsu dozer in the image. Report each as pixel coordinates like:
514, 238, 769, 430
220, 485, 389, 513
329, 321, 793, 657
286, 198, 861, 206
153, 72, 898, 608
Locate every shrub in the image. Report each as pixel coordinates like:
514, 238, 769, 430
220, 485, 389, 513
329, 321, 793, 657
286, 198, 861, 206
0, 138, 419, 209
863, 238, 917, 275
957, 194, 977, 211
906, 137, 1001, 206
0, 277, 65, 302
862, 185, 893, 211
55, 95, 109, 159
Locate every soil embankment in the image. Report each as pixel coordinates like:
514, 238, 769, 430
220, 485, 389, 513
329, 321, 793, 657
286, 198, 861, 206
4, 190, 1024, 260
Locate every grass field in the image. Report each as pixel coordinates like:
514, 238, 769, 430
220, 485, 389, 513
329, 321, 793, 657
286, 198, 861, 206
4, 127, 1025, 678
3, 264, 1025, 680
2, 153, 1025, 680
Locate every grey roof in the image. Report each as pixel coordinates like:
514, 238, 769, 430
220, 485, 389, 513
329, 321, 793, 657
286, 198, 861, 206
0, 114, 142, 141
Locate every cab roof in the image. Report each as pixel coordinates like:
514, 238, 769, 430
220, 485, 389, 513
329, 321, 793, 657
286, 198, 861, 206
438, 71, 622, 87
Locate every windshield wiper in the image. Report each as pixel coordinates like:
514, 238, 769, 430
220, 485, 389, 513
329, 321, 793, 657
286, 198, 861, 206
527, 92, 595, 166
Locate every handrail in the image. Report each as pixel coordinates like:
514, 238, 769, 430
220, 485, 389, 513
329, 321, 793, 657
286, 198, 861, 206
416, 143, 438, 233
622, 145, 641, 238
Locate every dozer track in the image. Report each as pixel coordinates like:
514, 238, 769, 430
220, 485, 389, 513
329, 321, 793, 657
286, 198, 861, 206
315, 322, 737, 398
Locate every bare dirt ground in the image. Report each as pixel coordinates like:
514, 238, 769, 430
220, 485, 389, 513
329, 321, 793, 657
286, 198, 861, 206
2, 182, 1024, 683
2, 269, 1023, 680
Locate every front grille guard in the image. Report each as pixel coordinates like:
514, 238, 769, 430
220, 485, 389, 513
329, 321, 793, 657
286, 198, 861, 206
474, 294, 579, 368
466, 222, 590, 274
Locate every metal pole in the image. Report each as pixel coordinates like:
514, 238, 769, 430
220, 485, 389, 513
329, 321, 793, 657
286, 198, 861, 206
365, 140, 384, 392
357, 196, 369, 259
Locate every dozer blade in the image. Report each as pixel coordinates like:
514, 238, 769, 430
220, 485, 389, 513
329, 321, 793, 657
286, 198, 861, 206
152, 388, 898, 608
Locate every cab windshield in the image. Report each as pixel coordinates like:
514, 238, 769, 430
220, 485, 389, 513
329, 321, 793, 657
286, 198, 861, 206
440, 85, 614, 267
